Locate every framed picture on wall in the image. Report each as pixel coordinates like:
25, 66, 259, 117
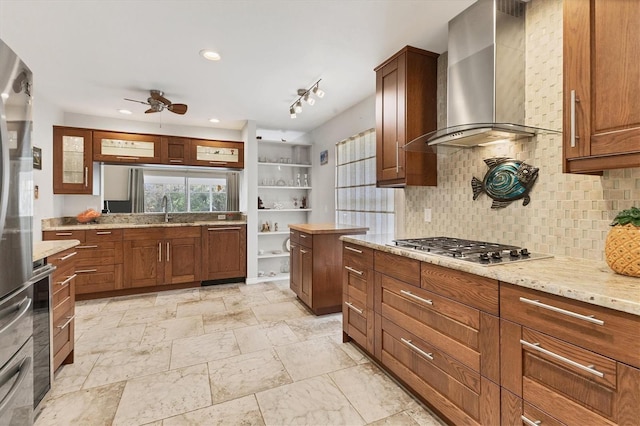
32, 146, 42, 170
320, 149, 328, 165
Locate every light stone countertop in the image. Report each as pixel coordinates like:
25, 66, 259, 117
341, 234, 640, 316
289, 223, 369, 235
33, 239, 80, 261
42, 220, 247, 231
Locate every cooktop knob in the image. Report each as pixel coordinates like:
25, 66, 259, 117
509, 249, 520, 257
491, 251, 502, 259
479, 252, 490, 261
520, 248, 530, 256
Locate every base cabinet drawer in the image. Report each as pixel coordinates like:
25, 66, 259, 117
75, 264, 123, 294
501, 389, 566, 426
52, 307, 75, 371
342, 292, 373, 353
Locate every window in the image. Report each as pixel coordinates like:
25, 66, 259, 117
335, 129, 395, 234
142, 169, 238, 213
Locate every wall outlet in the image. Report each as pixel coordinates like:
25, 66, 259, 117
424, 208, 432, 223
217, 214, 226, 220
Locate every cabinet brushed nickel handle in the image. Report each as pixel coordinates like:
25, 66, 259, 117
58, 252, 78, 261
345, 301, 363, 314
396, 141, 399, 173
57, 315, 75, 330
400, 289, 433, 305
345, 246, 362, 254
76, 245, 98, 249
344, 266, 363, 276
520, 415, 541, 426
166, 242, 170, 262
169, 159, 183, 163
300, 249, 308, 254
57, 274, 77, 286
570, 89, 580, 148
84, 166, 88, 187
290, 244, 297, 249
55, 232, 73, 236
116, 156, 140, 160
518, 297, 604, 325
300, 234, 307, 239
75, 269, 97, 273
158, 243, 162, 263
401, 338, 433, 361
208, 161, 226, 164
96, 231, 112, 235
519, 339, 604, 378
208, 227, 241, 231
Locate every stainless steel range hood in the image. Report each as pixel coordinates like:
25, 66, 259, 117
406, 0, 558, 150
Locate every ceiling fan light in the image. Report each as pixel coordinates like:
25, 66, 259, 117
294, 101, 303, 114
312, 85, 325, 98
199, 49, 221, 61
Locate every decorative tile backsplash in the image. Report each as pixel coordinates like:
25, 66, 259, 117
401, 0, 639, 261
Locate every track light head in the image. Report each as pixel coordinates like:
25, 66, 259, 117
289, 106, 297, 118
289, 79, 324, 118
312, 84, 325, 98
303, 92, 315, 106
294, 100, 303, 114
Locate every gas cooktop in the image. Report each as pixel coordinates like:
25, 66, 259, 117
390, 237, 552, 266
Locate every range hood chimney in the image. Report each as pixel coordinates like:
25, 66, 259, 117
406, 0, 557, 150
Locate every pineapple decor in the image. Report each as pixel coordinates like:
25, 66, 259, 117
605, 206, 640, 277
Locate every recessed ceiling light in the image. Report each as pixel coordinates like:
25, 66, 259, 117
0, 93, 9, 100
209, 118, 220, 123
118, 109, 132, 115
200, 50, 221, 61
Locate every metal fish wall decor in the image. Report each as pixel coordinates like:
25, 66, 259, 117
471, 157, 539, 209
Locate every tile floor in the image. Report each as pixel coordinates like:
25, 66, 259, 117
35, 281, 446, 426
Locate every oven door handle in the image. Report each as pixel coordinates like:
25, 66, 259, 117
0, 356, 32, 413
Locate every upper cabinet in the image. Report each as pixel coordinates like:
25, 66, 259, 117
53, 126, 94, 194
161, 136, 191, 165
375, 46, 438, 187
563, 0, 640, 173
190, 139, 244, 169
93, 131, 162, 164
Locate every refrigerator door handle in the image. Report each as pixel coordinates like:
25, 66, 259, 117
0, 296, 32, 337
0, 97, 10, 241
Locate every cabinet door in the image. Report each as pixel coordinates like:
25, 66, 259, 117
161, 136, 191, 165
93, 131, 162, 163
299, 246, 313, 307
201, 225, 246, 280
123, 237, 163, 287
563, 0, 640, 172
376, 56, 405, 183
190, 140, 244, 169
165, 236, 201, 284
53, 126, 93, 194
290, 243, 301, 296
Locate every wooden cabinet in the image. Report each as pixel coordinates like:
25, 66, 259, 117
43, 229, 123, 296
93, 130, 162, 164
342, 243, 375, 354
53, 126, 94, 194
123, 226, 201, 288
47, 247, 77, 371
563, 0, 640, 173
374, 46, 438, 187
289, 226, 367, 315
500, 283, 640, 425
190, 139, 244, 169
161, 136, 191, 165
201, 225, 246, 281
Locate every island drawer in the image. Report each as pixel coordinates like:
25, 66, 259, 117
374, 251, 420, 287
43, 230, 85, 242
85, 229, 123, 241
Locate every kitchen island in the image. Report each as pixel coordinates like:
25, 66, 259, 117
341, 234, 639, 426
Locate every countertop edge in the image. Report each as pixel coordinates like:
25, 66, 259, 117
34, 239, 80, 261
341, 235, 640, 317
42, 220, 247, 231
289, 223, 369, 234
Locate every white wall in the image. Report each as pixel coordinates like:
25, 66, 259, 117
308, 94, 375, 223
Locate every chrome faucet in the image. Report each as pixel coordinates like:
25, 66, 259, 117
161, 195, 171, 222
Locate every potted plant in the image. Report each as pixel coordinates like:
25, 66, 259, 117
605, 206, 640, 277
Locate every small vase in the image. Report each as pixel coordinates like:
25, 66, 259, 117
604, 224, 640, 277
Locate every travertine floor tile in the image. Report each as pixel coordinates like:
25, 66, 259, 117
256, 375, 365, 426
275, 336, 356, 381
74, 324, 145, 355
49, 354, 100, 397
176, 298, 226, 317
251, 300, 309, 323
330, 363, 415, 423
118, 304, 176, 326
74, 299, 109, 317
262, 286, 297, 302
203, 308, 259, 333
199, 284, 242, 299
101, 293, 157, 312
154, 288, 200, 306
223, 292, 270, 310
238, 282, 278, 294
367, 411, 421, 425
405, 402, 448, 426
112, 364, 211, 425
35, 382, 125, 426
170, 330, 240, 370
140, 315, 204, 345
83, 342, 171, 389
163, 395, 265, 426
74, 310, 124, 335
286, 312, 343, 340
208, 349, 292, 404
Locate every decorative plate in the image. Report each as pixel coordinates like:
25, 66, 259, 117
283, 237, 291, 252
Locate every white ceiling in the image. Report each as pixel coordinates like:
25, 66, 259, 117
0, 0, 474, 133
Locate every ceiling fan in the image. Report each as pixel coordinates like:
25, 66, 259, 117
125, 90, 188, 115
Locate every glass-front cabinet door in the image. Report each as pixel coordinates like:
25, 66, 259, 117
93, 131, 162, 164
53, 126, 94, 194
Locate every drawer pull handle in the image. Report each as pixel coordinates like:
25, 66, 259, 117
521, 415, 541, 426
58, 252, 78, 261
400, 290, 433, 305
75, 269, 97, 273
57, 274, 77, 286
55, 232, 73, 236
519, 297, 604, 326
300, 249, 308, 254
300, 234, 308, 239
345, 246, 362, 254
290, 244, 297, 249
166, 242, 170, 262
57, 315, 75, 330
116, 156, 140, 160
96, 231, 112, 235
345, 302, 363, 314
401, 338, 433, 361
520, 339, 604, 378
208, 227, 241, 231
345, 266, 363, 276
169, 159, 183, 163
76, 245, 98, 249
158, 242, 162, 263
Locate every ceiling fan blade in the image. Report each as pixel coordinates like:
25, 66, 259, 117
168, 103, 188, 115
149, 90, 171, 106
124, 98, 150, 105
144, 108, 159, 114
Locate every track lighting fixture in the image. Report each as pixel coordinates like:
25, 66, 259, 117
289, 79, 325, 118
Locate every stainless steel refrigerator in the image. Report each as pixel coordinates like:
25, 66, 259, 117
0, 37, 36, 426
